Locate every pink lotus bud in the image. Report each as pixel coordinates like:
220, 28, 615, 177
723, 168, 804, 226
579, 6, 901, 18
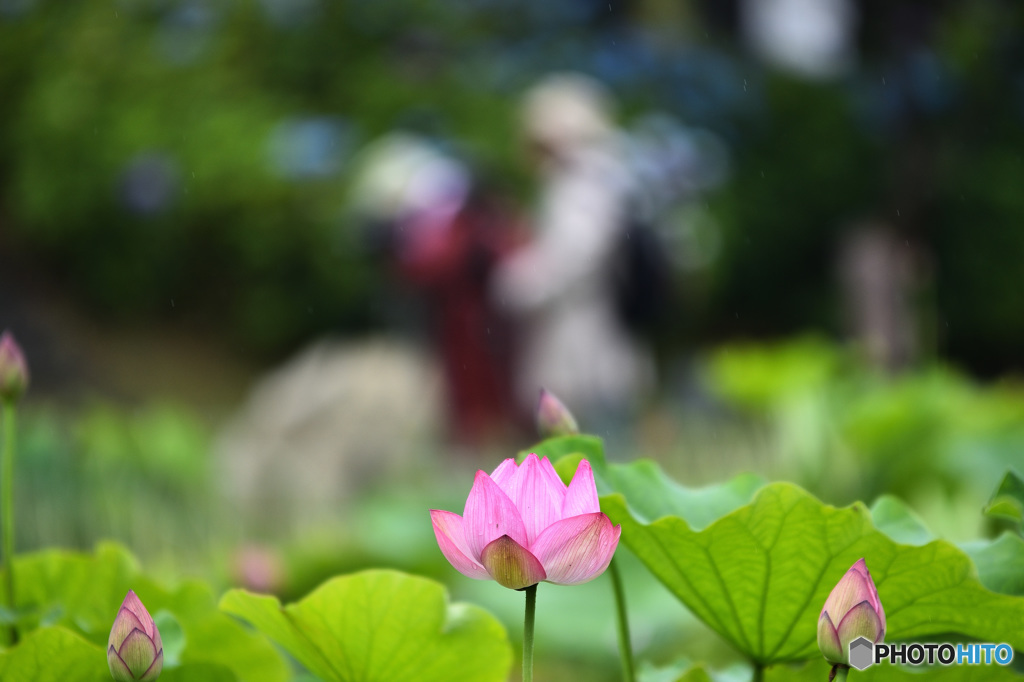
0, 331, 29, 402
536, 389, 578, 438
430, 454, 620, 590
108, 591, 163, 682
818, 558, 886, 665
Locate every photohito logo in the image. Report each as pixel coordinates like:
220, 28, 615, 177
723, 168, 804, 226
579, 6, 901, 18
848, 637, 1015, 671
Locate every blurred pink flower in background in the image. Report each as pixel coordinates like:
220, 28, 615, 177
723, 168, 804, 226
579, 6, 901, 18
430, 454, 619, 590
231, 544, 285, 594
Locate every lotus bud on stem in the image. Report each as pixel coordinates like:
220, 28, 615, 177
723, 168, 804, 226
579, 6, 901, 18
108, 590, 164, 681
0, 330, 28, 644
0, 332, 28, 403
535, 388, 579, 438
819, 558, 884, 681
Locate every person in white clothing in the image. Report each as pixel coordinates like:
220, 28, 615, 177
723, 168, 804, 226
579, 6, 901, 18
493, 73, 654, 436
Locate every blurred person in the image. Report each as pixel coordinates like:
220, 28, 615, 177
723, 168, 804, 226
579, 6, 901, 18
838, 223, 925, 373
351, 134, 525, 447
493, 74, 655, 440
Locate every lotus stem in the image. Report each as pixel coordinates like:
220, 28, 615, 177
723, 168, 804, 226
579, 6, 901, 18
829, 664, 850, 681
609, 558, 636, 682
2, 399, 16, 644
523, 583, 537, 682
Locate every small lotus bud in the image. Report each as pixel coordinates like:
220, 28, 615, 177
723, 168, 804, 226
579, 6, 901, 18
818, 558, 886, 666
108, 590, 163, 682
536, 389, 579, 438
0, 331, 29, 402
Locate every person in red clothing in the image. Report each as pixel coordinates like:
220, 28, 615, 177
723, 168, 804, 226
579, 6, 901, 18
351, 134, 526, 447
398, 184, 525, 446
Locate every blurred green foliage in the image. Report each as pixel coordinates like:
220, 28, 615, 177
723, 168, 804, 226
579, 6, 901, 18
702, 3, 1024, 376
0, 0, 525, 353
10, 335, 1024, 676
984, 470, 1024, 532
2, 2, 1024, 369
705, 338, 1024, 538
5, 381, 1024, 678
2, 542, 289, 680
16, 402, 216, 567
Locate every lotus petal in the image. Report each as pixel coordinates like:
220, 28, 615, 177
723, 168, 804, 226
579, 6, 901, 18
121, 590, 161, 648
507, 454, 565, 544
837, 600, 883, 645
430, 510, 490, 579
817, 612, 844, 664
821, 563, 872, 621
109, 607, 146, 650
489, 459, 518, 496
480, 535, 546, 590
561, 459, 600, 518
118, 628, 157, 678
531, 512, 620, 585
463, 471, 529, 557
107, 645, 136, 682
139, 650, 164, 682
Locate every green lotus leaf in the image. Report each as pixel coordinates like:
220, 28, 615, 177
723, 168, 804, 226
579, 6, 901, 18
604, 481, 1024, 665
6, 542, 286, 681
984, 470, 1024, 527
220, 569, 511, 682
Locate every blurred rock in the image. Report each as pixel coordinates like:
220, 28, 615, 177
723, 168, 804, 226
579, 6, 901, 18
215, 337, 441, 527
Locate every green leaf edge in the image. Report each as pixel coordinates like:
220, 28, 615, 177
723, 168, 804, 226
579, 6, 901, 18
604, 481, 1024, 665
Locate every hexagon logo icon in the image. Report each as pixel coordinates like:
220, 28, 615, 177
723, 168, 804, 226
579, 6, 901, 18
849, 636, 875, 670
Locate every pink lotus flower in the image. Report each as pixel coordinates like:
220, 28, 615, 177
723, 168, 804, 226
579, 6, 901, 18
431, 454, 620, 590
0, 331, 29, 402
108, 590, 164, 682
818, 558, 886, 665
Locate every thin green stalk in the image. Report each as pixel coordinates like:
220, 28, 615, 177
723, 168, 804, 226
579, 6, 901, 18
2, 400, 16, 644
609, 558, 636, 682
829, 664, 850, 682
523, 583, 537, 682
752, 663, 764, 682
